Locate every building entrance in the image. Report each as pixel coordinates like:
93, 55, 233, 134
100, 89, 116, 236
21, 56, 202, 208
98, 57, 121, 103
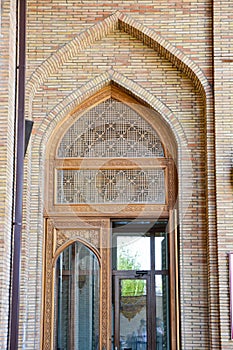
112, 220, 169, 350
43, 87, 178, 349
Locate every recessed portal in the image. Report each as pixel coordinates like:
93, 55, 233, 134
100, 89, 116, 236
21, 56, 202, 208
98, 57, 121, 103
43, 87, 178, 350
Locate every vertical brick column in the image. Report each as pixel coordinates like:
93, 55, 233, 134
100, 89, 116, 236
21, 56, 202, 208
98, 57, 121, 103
213, 0, 233, 348
0, 0, 16, 348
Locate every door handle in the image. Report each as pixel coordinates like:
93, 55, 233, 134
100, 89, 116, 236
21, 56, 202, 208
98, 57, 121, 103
135, 270, 148, 277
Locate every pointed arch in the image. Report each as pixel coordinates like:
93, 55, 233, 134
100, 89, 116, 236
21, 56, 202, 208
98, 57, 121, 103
25, 11, 211, 119
34, 70, 187, 154
53, 237, 101, 266
23, 10, 218, 350
33, 72, 191, 219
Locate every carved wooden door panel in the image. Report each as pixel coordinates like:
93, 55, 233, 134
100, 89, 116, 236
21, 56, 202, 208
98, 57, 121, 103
42, 217, 111, 350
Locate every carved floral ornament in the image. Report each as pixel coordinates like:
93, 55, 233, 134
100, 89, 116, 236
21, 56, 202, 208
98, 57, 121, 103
55, 229, 100, 253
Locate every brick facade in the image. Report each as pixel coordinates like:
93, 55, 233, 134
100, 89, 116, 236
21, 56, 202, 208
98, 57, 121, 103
0, 0, 232, 349
213, 0, 233, 348
0, 0, 16, 348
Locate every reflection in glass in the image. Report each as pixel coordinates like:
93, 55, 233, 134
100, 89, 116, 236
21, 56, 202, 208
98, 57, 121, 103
120, 279, 147, 350
116, 236, 150, 271
112, 220, 170, 349
55, 242, 99, 350
156, 275, 170, 350
155, 233, 168, 270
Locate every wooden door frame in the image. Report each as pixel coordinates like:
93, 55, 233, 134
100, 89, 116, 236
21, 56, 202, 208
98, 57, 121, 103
111, 219, 173, 350
41, 213, 179, 350
113, 272, 152, 350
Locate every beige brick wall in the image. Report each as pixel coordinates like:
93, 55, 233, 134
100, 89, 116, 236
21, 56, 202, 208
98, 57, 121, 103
23, 2, 215, 347
214, 0, 233, 348
26, 0, 213, 79
0, 0, 16, 348
4, 0, 233, 349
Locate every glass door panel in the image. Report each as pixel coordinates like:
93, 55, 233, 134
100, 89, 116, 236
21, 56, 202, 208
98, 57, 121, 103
112, 220, 170, 350
55, 242, 100, 350
116, 236, 151, 271
155, 275, 170, 350
114, 275, 150, 350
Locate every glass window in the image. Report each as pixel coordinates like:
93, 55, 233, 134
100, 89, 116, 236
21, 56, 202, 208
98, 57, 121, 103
55, 242, 100, 350
116, 235, 151, 271
120, 278, 148, 350
112, 220, 170, 350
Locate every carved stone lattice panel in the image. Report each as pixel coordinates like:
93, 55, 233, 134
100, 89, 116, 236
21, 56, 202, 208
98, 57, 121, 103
57, 169, 165, 204
57, 98, 164, 158
56, 229, 100, 252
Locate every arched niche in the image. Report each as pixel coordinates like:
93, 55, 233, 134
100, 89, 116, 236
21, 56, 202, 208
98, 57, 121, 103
44, 85, 178, 218
42, 85, 179, 350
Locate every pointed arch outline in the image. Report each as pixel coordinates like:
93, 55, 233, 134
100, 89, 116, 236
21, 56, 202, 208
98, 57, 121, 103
34, 71, 192, 220
35, 70, 187, 154
25, 11, 211, 119
53, 237, 101, 267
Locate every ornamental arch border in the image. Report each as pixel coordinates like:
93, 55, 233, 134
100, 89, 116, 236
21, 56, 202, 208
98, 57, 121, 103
53, 237, 101, 267
32, 72, 191, 224
25, 11, 212, 120
30, 70, 190, 221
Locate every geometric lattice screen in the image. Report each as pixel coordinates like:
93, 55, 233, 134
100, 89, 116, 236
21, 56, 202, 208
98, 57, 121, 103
56, 169, 165, 204
57, 98, 164, 158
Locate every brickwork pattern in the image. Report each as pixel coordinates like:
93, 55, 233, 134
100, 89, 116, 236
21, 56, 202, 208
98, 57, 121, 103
23, 17, 212, 349
2, 0, 231, 349
213, 0, 233, 348
0, 0, 16, 348
26, 0, 213, 79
